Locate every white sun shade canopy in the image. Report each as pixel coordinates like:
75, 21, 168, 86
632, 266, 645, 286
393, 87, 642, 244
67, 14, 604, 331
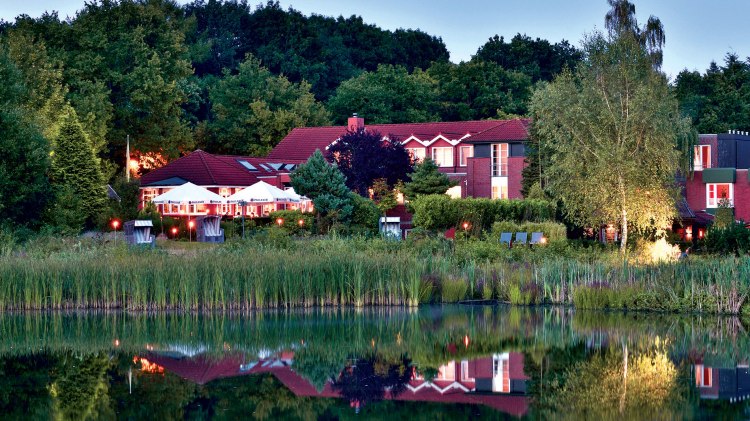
150, 182, 226, 205
284, 187, 310, 202
226, 181, 299, 204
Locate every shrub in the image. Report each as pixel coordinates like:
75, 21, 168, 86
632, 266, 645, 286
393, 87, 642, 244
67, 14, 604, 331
410, 195, 556, 232
703, 221, 750, 256
268, 210, 313, 235
490, 221, 567, 242
441, 276, 468, 302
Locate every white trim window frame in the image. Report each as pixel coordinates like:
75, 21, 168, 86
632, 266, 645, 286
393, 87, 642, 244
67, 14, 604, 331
694, 145, 711, 171
459, 146, 473, 167
406, 147, 426, 162
432, 147, 454, 167
491, 143, 508, 177
706, 183, 733, 208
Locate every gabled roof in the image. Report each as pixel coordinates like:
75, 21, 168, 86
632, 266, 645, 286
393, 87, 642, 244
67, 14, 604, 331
140, 150, 301, 187
462, 119, 530, 143
267, 119, 529, 161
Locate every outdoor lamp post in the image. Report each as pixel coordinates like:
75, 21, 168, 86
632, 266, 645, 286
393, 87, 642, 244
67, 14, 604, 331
239, 200, 247, 239
276, 218, 284, 227
462, 221, 469, 230
298, 219, 304, 227
188, 220, 195, 242
171, 227, 178, 239
112, 220, 120, 244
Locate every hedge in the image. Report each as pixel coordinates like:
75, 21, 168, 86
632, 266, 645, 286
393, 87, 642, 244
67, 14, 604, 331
491, 221, 567, 242
410, 195, 556, 231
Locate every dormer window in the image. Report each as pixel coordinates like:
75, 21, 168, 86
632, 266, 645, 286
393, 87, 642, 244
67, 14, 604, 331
694, 145, 711, 171
406, 148, 425, 162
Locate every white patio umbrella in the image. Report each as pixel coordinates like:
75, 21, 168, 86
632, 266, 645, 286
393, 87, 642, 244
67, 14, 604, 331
226, 181, 299, 204
283, 187, 310, 202
150, 182, 226, 205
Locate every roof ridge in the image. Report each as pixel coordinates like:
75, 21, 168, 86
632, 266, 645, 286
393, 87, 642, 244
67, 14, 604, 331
290, 118, 516, 131
195, 150, 218, 185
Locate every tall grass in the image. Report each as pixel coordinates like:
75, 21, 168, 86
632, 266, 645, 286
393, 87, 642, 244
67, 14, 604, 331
1, 238, 749, 313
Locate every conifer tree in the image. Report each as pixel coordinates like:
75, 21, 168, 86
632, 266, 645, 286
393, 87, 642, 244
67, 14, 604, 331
291, 150, 353, 230
401, 158, 456, 199
50, 107, 106, 225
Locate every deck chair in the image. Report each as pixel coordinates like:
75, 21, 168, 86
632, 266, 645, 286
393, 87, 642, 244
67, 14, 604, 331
514, 232, 528, 246
499, 232, 513, 247
529, 232, 544, 246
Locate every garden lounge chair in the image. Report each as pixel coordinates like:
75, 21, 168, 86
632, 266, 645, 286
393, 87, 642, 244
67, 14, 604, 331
529, 232, 544, 246
124, 220, 156, 248
514, 232, 528, 246
499, 232, 513, 247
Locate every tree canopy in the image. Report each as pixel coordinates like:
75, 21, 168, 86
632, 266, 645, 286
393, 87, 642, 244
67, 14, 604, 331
291, 150, 353, 230
530, 33, 693, 251
326, 129, 413, 196
401, 158, 456, 200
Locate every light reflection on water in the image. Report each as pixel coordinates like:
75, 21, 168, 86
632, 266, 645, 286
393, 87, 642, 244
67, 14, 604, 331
1, 306, 749, 419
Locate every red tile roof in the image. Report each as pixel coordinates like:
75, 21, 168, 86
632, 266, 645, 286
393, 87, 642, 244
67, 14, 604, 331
140, 150, 300, 187
267, 119, 530, 161
462, 119, 531, 143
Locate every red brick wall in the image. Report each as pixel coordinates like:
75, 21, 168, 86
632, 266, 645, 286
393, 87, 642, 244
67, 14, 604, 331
735, 170, 750, 221
466, 157, 491, 198
507, 157, 526, 199
685, 172, 706, 214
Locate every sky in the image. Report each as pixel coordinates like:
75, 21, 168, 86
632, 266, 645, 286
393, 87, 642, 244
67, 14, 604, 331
2, 0, 749, 80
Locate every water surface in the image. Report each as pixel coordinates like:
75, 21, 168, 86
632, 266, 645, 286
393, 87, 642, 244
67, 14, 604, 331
1, 306, 749, 419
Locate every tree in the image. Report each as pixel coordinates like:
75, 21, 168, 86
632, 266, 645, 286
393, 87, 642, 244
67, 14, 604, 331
290, 150, 353, 230
604, 0, 665, 68
428, 60, 532, 120
50, 107, 106, 226
327, 65, 440, 124
473, 33, 582, 82
326, 129, 413, 196
401, 158, 456, 199
370, 178, 398, 216
530, 33, 693, 252
199, 54, 330, 156
0, 50, 51, 226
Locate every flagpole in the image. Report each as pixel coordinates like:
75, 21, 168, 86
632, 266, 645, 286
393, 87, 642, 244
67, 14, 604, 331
126, 134, 131, 182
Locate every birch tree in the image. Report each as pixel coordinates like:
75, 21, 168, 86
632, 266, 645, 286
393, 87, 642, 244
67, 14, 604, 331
530, 33, 694, 252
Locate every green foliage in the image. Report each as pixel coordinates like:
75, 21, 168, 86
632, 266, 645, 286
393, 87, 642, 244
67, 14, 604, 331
473, 33, 582, 82
198, 55, 330, 156
428, 60, 532, 120
714, 198, 734, 228
401, 158, 456, 200
0, 50, 51, 226
370, 178, 398, 216
349, 193, 380, 235
491, 221, 567, 242
49, 107, 106, 227
440, 277, 468, 302
410, 195, 556, 231
531, 33, 693, 251
703, 221, 750, 256
327, 64, 440, 124
268, 210, 313, 235
291, 150, 353, 230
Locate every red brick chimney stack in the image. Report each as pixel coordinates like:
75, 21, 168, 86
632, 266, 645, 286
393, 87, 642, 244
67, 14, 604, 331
348, 113, 365, 131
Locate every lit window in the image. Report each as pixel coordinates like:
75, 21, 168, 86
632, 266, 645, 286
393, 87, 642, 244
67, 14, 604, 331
695, 365, 713, 388
492, 185, 508, 200
219, 188, 231, 214
406, 148, 426, 162
707, 183, 733, 208
492, 143, 508, 176
693, 145, 711, 171
459, 146, 473, 167
432, 147, 454, 167
142, 188, 158, 204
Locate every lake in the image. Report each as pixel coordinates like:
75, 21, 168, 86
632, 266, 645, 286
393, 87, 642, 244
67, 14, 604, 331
0, 305, 748, 419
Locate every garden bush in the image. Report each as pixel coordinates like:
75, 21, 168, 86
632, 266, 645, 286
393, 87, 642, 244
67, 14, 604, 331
490, 221, 567, 242
703, 221, 750, 256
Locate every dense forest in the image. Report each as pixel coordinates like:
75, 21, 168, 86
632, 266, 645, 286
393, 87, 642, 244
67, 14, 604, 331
1, 0, 749, 230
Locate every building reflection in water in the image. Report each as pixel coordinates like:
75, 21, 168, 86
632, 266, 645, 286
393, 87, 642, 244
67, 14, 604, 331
694, 362, 750, 403
135, 348, 530, 417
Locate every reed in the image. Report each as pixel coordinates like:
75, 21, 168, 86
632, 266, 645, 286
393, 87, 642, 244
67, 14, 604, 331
1, 239, 749, 313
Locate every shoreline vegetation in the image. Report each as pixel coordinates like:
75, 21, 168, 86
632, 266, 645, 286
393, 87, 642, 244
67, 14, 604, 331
1, 234, 749, 314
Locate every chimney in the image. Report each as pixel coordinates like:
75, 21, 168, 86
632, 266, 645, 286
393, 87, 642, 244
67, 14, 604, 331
348, 113, 364, 131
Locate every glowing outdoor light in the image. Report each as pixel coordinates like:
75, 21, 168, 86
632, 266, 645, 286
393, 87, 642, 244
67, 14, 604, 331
462, 222, 470, 230
188, 220, 195, 242
276, 217, 284, 227
464, 335, 470, 348
114, 339, 120, 347
540, 237, 547, 245
298, 219, 305, 227
112, 220, 120, 244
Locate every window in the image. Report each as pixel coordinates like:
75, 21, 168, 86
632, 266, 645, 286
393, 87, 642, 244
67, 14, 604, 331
459, 146, 473, 167
694, 145, 711, 171
142, 188, 158, 204
707, 183, 733, 208
460, 360, 473, 382
437, 361, 456, 381
432, 147, 454, 167
695, 365, 712, 388
406, 147, 426, 162
493, 354, 510, 393
492, 143, 508, 176
219, 188, 231, 214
